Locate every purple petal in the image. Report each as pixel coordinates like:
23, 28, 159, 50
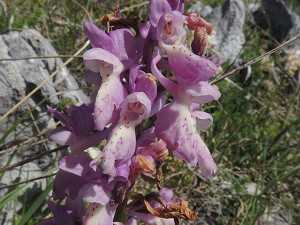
159, 188, 174, 203
163, 42, 218, 84
139, 21, 151, 39
196, 138, 217, 179
150, 94, 166, 117
155, 101, 216, 179
129, 65, 144, 93
109, 29, 144, 70
53, 170, 85, 200
167, 0, 184, 12
130, 212, 175, 225
113, 163, 130, 182
120, 92, 152, 124
151, 49, 178, 97
83, 203, 117, 225
149, 0, 172, 27
47, 106, 73, 131
192, 111, 213, 131
134, 73, 157, 102
70, 129, 111, 153
47, 127, 76, 146
184, 81, 221, 104
65, 198, 86, 220
48, 200, 74, 225
83, 48, 123, 75
59, 154, 104, 181
83, 20, 116, 53
136, 126, 156, 147
94, 76, 127, 131
84, 69, 102, 85
157, 11, 184, 44
78, 183, 111, 205
71, 104, 94, 136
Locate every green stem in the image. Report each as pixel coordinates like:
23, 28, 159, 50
113, 197, 128, 223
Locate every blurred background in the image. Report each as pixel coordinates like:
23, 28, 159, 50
0, 0, 299, 224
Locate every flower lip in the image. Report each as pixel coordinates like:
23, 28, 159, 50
120, 92, 152, 124
83, 48, 123, 74
157, 11, 184, 45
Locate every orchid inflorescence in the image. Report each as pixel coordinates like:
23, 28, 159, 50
37, 0, 221, 224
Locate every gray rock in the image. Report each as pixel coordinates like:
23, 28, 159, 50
190, 0, 246, 63
252, 0, 300, 42
0, 29, 87, 149
0, 29, 87, 224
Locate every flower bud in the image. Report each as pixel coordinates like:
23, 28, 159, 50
191, 27, 208, 56
134, 155, 155, 174
185, 13, 213, 35
140, 139, 169, 161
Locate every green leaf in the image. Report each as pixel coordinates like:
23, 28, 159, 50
0, 183, 31, 211
16, 181, 53, 225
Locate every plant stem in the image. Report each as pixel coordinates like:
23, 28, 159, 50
114, 197, 128, 223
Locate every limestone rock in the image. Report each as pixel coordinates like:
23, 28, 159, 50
190, 0, 246, 63
0, 29, 87, 149
0, 29, 87, 224
252, 0, 300, 42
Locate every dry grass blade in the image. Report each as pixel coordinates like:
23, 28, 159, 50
25, 102, 49, 151
71, 0, 92, 21
0, 40, 90, 123
0, 146, 66, 174
0, 121, 60, 155
0, 173, 57, 190
210, 33, 300, 85
0, 55, 82, 61
0, 139, 48, 155
119, 1, 149, 13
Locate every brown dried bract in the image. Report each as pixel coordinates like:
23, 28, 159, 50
156, 161, 163, 190
110, 181, 128, 206
136, 155, 155, 174
100, 11, 140, 32
191, 27, 208, 56
185, 12, 213, 35
143, 198, 196, 221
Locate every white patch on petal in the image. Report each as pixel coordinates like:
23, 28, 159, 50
101, 124, 136, 176
83, 203, 116, 225
94, 76, 127, 131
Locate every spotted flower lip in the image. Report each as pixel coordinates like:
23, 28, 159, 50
83, 48, 128, 131
83, 48, 123, 75
156, 11, 184, 45
151, 48, 218, 179
83, 203, 117, 225
155, 101, 217, 179
90, 92, 152, 177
